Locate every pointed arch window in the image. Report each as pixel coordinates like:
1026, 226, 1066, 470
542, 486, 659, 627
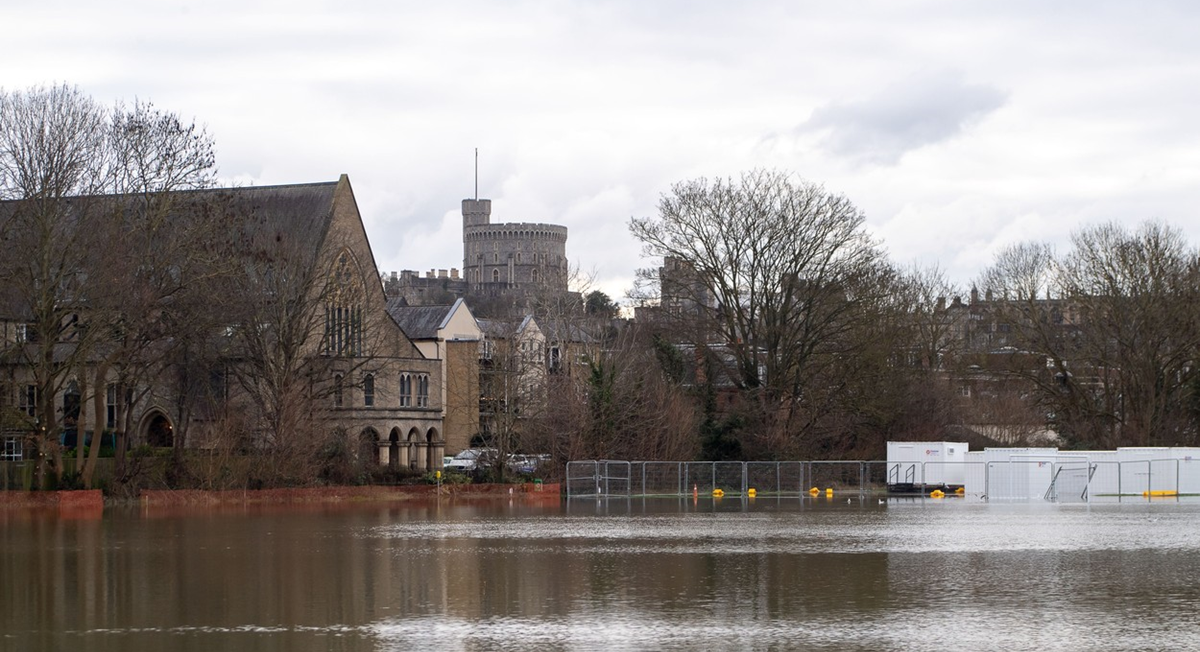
333, 374, 344, 408
323, 250, 365, 356
399, 373, 412, 407
417, 374, 430, 408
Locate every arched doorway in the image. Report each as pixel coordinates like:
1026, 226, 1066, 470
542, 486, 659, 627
388, 428, 401, 471
146, 412, 173, 448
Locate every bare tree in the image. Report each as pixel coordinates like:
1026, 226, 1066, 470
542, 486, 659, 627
77, 101, 221, 488
977, 222, 1200, 448
630, 169, 895, 454
0, 84, 112, 487
1058, 221, 1200, 446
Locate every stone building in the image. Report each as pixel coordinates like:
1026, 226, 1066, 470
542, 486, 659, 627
381, 268, 467, 307
386, 298, 482, 455
382, 196, 573, 311
0, 176, 446, 473
462, 198, 569, 298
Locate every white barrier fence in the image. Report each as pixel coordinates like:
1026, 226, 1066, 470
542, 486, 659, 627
567, 458, 1200, 501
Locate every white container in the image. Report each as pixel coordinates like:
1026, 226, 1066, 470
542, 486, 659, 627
982, 447, 1059, 500
887, 442, 968, 487
963, 451, 986, 495
1077, 450, 1119, 497
1171, 448, 1200, 495
1117, 448, 1175, 494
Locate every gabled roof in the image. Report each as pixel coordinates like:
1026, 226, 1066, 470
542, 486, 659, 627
477, 314, 540, 340
385, 300, 457, 341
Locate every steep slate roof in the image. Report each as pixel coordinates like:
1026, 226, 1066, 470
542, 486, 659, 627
202, 181, 338, 273
385, 300, 456, 341
0, 180, 341, 280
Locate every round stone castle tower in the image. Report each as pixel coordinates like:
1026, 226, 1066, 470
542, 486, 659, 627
462, 198, 569, 296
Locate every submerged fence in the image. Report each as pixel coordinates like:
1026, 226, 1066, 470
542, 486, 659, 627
566, 460, 892, 498
566, 458, 1200, 501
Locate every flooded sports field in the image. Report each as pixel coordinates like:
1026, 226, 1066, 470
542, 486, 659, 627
3, 496, 1200, 651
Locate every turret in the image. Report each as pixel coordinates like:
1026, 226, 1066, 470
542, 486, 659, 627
462, 199, 491, 228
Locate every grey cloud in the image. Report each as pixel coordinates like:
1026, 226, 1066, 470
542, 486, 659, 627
801, 70, 1007, 166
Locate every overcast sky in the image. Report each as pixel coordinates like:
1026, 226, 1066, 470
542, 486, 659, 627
6, 0, 1200, 304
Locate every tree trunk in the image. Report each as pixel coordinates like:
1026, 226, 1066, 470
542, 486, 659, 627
82, 365, 108, 488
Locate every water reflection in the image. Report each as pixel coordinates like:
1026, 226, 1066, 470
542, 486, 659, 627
3, 498, 1200, 651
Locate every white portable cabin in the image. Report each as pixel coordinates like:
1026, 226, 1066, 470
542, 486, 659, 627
963, 446, 1200, 500
963, 451, 987, 495
886, 442, 968, 488
1172, 448, 1200, 495
981, 447, 1059, 500
1071, 450, 1119, 498
1117, 448, 1177, 494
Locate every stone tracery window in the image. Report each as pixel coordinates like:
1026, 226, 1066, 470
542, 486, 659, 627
417, 374, 429, 408
399, 373, 412, 407
323, 249, 364, 356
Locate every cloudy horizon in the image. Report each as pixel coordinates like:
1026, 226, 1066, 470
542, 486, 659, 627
7, 0, 1200, 304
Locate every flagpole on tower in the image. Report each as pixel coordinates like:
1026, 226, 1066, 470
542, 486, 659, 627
474, 148, 478, 200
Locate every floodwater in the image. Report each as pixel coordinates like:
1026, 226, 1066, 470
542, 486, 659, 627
3, 496, 1200, 652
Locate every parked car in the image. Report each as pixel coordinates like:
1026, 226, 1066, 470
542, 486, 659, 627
445, 448, 497, 472
506, 454, 549, 474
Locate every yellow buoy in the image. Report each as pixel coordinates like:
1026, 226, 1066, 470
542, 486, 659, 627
1143, 490, 1178, 498
825, 488, 834, 498
747, 488, 757, 498
930, 490, 945, 498
712, 488, 725, 498
808, 487, 820, 496
955, 487, 965, 494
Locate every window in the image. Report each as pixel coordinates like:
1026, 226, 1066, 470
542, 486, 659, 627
399, 373, 412, 407
492, 269, 500, 283
549, 346, 561, 372
323, 250, 364, 356
480, 339, 493, 360
106, 384, 117, 429
1, 436, 21, 461
363, 373, 375, 407
63, 382, 80, 434
323, 305, 363, 356
531, 268, 539, 283
417, 374, 429, 408
18, 385, 35, 418
334, 374, 344, 408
